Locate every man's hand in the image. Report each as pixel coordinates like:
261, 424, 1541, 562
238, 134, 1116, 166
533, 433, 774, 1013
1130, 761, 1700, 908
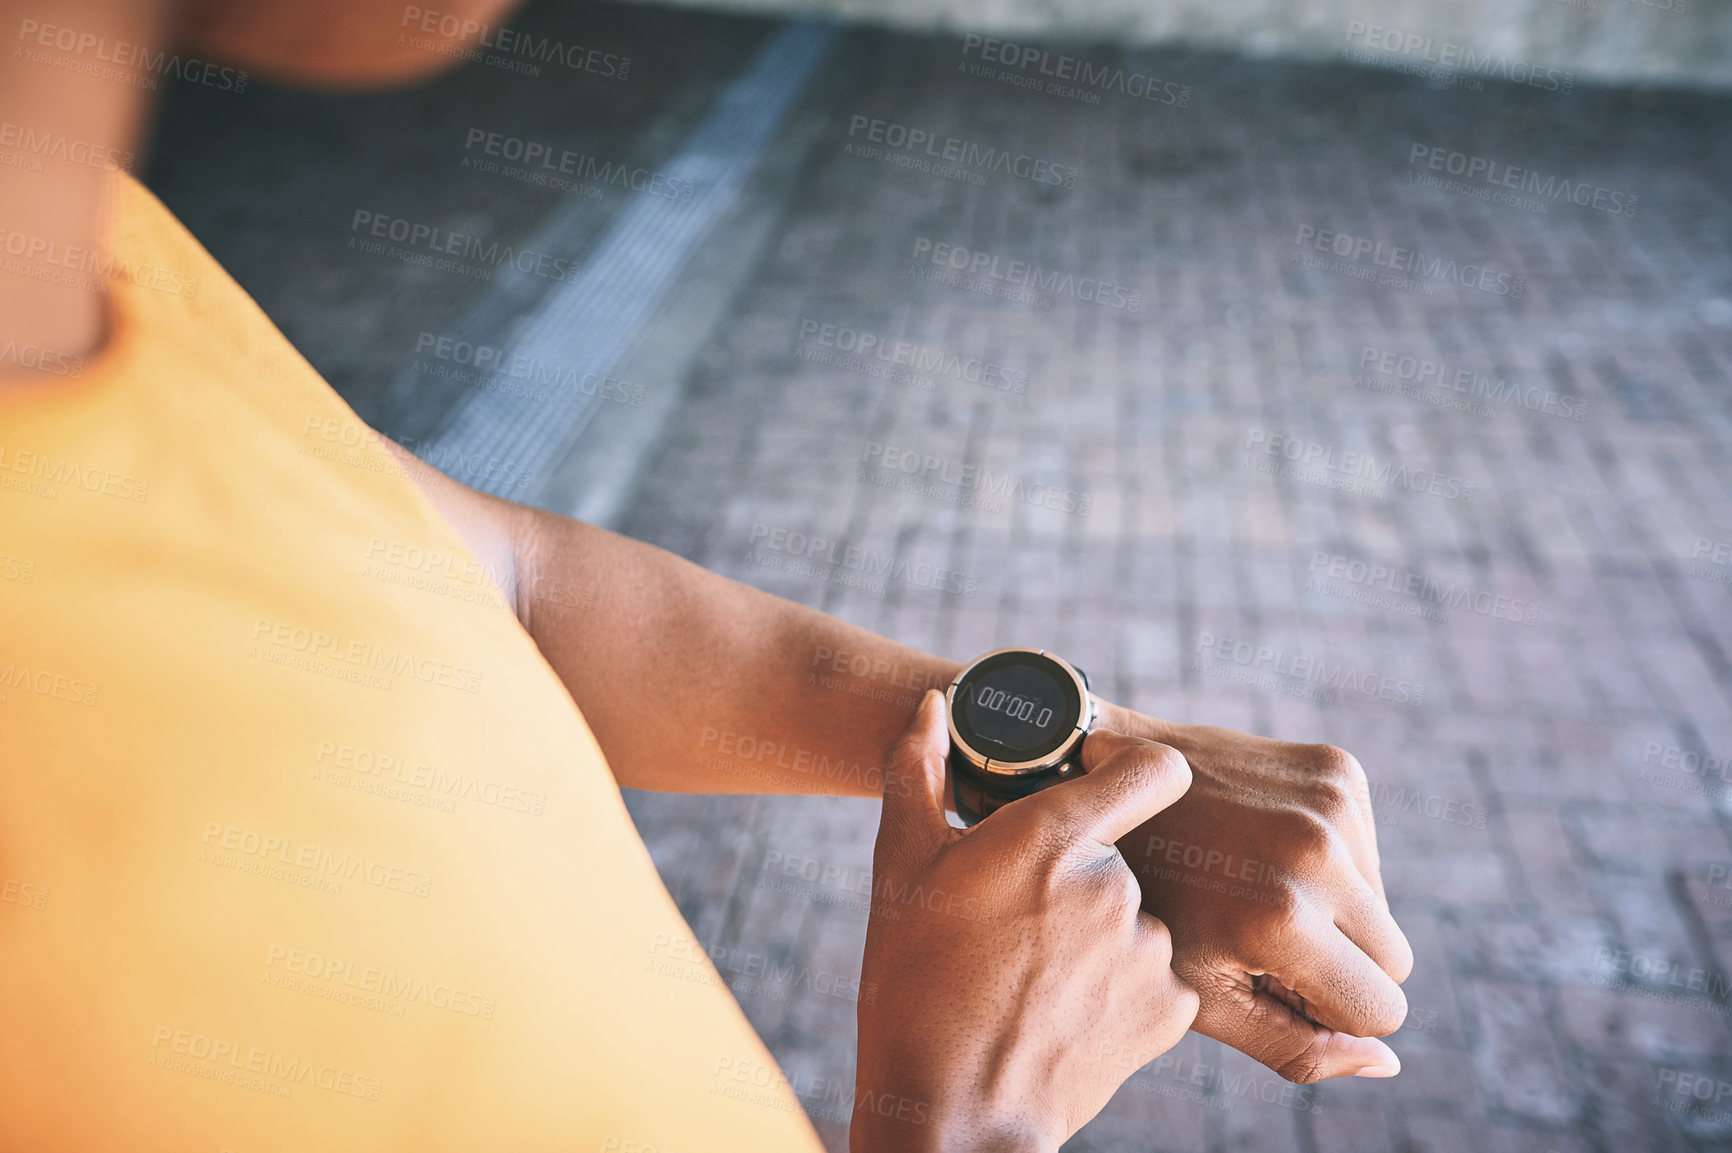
852, 694, 1199, 1153
1100, 708, 1412, 1082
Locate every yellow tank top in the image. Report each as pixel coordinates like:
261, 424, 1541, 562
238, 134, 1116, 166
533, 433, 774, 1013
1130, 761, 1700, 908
0, 174, 824, 1153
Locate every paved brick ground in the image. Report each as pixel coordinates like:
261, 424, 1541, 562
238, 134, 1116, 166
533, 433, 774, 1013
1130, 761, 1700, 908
150, 6, 1732, 1151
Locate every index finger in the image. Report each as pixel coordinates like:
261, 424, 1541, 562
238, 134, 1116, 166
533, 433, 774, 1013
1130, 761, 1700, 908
1250, 915, 1408, 1039
1337, 754, 1388, 904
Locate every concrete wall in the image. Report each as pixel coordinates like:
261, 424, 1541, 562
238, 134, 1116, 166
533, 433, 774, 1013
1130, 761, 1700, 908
624, 0, 1732, 89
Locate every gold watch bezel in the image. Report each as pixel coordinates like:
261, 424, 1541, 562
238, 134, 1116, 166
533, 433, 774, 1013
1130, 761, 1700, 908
945, 647, 1095, 777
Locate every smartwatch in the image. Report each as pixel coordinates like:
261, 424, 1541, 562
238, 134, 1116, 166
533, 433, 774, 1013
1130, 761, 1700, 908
944, 647, 1097, 826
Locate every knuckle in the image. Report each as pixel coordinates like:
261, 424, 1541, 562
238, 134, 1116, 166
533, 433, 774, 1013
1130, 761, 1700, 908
1140, 917, 1176, 965
1024, 849, 1070, 910
1296, 777, 1355, 825
1116, 754, 1190, 813
1308, 744, 1361, 783
1091, 732, 1191, 784
1338, 886, 1382, 927
1111, 862, 1143, 906
1090, 728, 1138, 754
1143, 741, 1191, 777
1089, 857, 1142, 916
1362, 986, 1408, 1035
1177, 982, 1202, 1022
1389, 936, 1416, 983
1146, 746, 1193, 794
1142, 976, 1199, 1040
1082, 728, 1136, 768
1282, 810, 1337, 860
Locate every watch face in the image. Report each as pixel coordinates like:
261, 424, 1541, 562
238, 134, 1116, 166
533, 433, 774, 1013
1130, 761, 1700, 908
951, 650, 1084, 769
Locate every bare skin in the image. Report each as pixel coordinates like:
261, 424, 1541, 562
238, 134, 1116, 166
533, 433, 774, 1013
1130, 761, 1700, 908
1, 0, 1410, 1116
400, 448, 1411, 1082
852, 695, 1201, 1153
0, 0, 167, 369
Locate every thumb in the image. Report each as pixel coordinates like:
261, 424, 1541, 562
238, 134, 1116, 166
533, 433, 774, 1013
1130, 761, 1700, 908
875, 690, 954, 874
1046, 730, 1193, 846
1191, 977, 1402, 1083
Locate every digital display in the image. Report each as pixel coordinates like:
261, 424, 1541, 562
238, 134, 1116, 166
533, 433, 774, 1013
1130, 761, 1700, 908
959, 663, 1067, 753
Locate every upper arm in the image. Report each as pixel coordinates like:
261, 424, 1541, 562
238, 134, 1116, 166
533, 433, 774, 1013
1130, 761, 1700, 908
379, 436, 535, 625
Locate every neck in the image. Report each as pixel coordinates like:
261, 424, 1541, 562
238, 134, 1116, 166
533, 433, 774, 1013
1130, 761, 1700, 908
0, 0, 169, 380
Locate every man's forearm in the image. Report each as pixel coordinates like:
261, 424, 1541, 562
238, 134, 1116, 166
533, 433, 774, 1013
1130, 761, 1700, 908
392, 444, 1408, 1082
519, 507, 962, 795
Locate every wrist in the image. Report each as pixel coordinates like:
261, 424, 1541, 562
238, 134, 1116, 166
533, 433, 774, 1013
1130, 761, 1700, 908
849, 1105, 1055, 1153
848, 1052, 1053, 1142
848, 1065, 1058, 1153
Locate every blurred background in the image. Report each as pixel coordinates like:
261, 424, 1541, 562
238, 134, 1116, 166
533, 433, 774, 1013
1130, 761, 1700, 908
144, 0, 1731, 1148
